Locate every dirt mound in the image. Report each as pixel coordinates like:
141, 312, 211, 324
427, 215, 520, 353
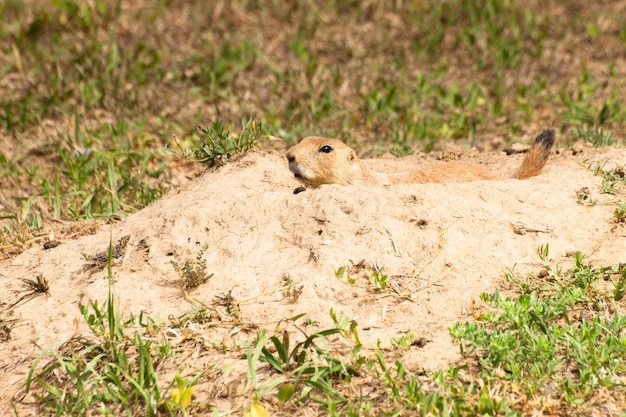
1, 145, 625, 411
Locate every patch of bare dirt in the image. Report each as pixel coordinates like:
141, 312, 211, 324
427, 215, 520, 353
1, 143, 625, 413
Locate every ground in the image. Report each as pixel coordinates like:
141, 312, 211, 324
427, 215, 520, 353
1, 141, 625, 415
1, 1, 626, 415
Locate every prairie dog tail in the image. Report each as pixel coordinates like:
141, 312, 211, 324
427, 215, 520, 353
516, 129, 555, 179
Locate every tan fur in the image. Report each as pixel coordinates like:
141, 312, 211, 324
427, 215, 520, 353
286, 130, 555, 188
515, 129, 555, 179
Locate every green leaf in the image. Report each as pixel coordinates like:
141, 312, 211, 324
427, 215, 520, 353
277, 383, 295, 402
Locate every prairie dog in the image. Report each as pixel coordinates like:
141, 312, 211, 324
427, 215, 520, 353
285, 130, 555, 188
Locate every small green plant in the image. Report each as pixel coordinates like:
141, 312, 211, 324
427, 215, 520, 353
576, 186, 593, 204
259, 328, 342, 374
10, 274, 52, 308
585, 160, 626, 195
171, 245, 213, 290
613, 202, 626, 223
360, 83, 398, 120
536, 243, 550, 261
570, 124, 615, 146
184, 118, 263, 168
614, 266, 626, 301
288, 29, 315, 66
243, 313, 359, 405
391, 333, 418, 350
3, 114, 167, 229
334, 266, 355, 285
190, 39, 258, 94
368, 268, 388, 290
22, 275, 49, 293
161, 372, 204, 414
329, 308, 361, 345
335, 264, 392, 292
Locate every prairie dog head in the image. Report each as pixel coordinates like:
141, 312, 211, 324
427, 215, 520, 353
285, 137, 365, 187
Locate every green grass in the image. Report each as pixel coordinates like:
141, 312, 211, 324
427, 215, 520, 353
451, 254, 626, 409
357, 255, 626, 415
243, 320, 358, 406
179, 118, 264, 168
2, 115, 168, 226
570, 124, 615, 147
25, 239, 199, 416
584, 160, 626, 197
236, 253, 626, 416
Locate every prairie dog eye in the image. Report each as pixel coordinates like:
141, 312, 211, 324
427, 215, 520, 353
319, 145, 333, 153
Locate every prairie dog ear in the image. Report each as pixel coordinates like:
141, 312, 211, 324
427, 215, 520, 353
347, 149, 357, 164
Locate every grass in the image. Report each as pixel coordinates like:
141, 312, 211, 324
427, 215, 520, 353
2, 0, 626, 415
243, 320, 358, 406
25, 240, 186, 416
570, 124, 616, 147
177, 118, 264, 168
584, 160, 626, 197
230, 252, 625, 416
451, 254, 626, 412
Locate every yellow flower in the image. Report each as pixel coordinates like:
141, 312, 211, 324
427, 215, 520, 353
244, 403, 270, 417
171, 386, 195, 409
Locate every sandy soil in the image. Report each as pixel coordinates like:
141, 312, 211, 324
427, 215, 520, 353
1, 142, 625, 413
